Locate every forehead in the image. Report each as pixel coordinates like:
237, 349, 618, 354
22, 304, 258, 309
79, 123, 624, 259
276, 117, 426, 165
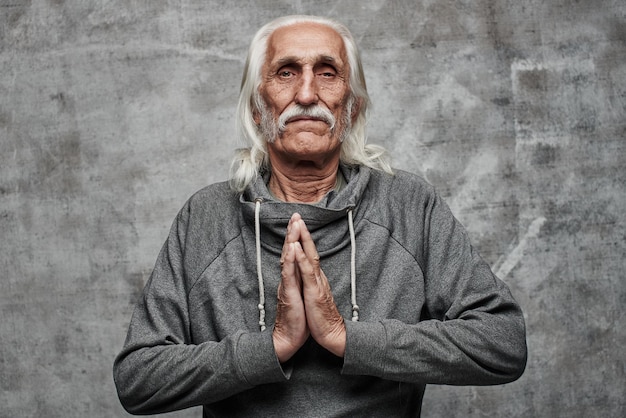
265, 22, 347, 66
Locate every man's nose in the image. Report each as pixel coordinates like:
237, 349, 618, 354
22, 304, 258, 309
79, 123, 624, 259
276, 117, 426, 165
295, 71, 318, 105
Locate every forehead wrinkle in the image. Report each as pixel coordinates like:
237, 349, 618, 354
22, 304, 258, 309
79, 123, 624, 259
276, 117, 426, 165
265, 22, 348, 70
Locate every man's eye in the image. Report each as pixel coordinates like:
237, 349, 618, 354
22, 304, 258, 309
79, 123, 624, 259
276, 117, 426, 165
318, 70, 336, 78
279, 71, 294, 77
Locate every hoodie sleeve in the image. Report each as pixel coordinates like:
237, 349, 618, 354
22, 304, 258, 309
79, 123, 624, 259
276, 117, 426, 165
113, 201, 287, 415
342, 185, 527, 385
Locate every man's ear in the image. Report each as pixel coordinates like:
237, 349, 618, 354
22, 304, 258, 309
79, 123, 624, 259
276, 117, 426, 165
351, 97, 363, 123
252, 107, 261, 125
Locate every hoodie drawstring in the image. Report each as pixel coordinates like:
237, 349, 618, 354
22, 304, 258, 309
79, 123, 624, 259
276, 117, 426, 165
347, 208, 359, 322
254, 201, 359, 332
254, 199, 266, 331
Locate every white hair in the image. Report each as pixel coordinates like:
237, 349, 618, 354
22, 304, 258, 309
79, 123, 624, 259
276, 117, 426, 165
229, 15, 393, 192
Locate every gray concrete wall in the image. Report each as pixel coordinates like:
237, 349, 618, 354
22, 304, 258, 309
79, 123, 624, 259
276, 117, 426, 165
1, 1, 624, 417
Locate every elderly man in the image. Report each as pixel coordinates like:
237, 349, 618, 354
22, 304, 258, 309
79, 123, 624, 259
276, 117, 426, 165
114, 15, 527, 417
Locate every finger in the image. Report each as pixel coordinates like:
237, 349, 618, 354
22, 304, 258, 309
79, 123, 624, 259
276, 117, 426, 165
274, 242, 309, 362
281, 214, 302, 270
284, 213, 302, 245
293, 242, 330, 294
281, 242, 301, 287
293, 241, 312, 278
295, 219, 320, 269
292, 243, 346, 357
282, 214, 301, 249
282, 240, 294, 269
281, 213, 301, 262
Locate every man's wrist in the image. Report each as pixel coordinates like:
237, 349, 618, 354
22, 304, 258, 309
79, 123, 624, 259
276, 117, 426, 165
321, 323, 347, 358
272, 330, 298, 363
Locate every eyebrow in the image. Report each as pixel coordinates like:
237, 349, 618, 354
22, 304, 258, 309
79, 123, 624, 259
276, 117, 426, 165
274, 55, 338, 67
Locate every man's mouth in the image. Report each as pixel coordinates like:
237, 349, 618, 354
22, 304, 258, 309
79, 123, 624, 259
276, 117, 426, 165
287, 116, 325, 123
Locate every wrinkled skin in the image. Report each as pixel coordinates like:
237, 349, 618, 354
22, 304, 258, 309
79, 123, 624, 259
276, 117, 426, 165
274, 213, 346, 362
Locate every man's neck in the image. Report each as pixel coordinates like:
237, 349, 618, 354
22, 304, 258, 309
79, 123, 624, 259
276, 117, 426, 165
268, 161, 339, 203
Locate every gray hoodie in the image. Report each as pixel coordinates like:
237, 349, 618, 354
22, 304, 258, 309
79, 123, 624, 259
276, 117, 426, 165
113, 164, 527, 417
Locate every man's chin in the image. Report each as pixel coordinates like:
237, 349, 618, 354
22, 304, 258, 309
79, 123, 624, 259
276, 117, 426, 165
262, 124, 345, 144
279, 128, 334, 141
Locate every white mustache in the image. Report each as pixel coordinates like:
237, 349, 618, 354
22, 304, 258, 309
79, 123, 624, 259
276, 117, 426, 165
277, 105, 336, 132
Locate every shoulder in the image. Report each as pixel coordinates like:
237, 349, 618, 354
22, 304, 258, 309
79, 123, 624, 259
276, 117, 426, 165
183, 181, 240, 217
367, 167, 437, 205
169, 181, 245, 278
173, 180, 243, 241
361, 167, 453, 237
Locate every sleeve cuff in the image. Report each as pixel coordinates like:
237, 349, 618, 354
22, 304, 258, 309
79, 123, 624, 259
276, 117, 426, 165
341, 320, 387, 377
235, 330, 289, 386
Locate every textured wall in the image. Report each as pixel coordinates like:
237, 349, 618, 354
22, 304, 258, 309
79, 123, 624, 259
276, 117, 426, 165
1, 1, 624, 417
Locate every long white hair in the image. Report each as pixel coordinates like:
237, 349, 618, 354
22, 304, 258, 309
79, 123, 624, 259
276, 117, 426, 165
229, 15, 393, 192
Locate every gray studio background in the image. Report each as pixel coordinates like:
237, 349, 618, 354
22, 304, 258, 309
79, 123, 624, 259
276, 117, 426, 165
1, 1, 624, 417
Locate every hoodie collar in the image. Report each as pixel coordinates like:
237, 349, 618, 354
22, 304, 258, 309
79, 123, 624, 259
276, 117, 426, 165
240, 164, 370, 254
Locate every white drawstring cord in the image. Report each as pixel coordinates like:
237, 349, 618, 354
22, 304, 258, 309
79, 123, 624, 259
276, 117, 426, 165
347, 208, 359, 321
254, 199, 266, 331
